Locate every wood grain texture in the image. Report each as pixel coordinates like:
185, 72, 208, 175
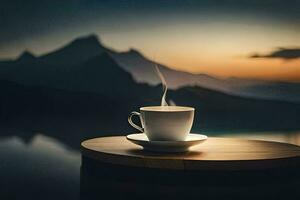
81, 136, 300, 170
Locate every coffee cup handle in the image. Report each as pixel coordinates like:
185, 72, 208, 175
128, 111, 144, 132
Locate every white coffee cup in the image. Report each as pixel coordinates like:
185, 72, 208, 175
128, 106, 195, 141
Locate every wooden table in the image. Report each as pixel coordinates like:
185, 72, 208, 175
81, 136, 300, 171
81, 136, 300, 199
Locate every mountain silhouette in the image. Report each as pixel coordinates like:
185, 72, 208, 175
17, 50, 36, 63
3, 34, 297, 103
0, 34, 299, 103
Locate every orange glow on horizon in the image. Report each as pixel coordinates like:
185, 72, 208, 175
146, 51, 300, 82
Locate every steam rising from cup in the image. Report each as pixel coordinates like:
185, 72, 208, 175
155, 65, 168, 106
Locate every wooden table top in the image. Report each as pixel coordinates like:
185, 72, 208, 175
81, 136, 300, 170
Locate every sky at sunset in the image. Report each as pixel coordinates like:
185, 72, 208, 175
0, 0, 299, 82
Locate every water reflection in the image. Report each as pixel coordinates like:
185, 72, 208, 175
0, 135, 80, 200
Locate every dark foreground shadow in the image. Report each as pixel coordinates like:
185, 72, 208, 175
80, 156, 300, 200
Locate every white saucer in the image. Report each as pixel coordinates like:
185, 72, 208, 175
126, 133, 207, 153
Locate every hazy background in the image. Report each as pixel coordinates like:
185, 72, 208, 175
0, 1, 299, 199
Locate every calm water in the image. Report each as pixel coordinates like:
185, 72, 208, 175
1, 130, 300, 199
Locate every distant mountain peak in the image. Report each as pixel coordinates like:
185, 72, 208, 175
39, 34, 106, 66
17, 50, 36, 62
71, 34, 102, 46
126, 48, 146, 56
128, 48, 141, 54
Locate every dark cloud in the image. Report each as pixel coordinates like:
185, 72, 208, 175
250, 48, 300, 60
